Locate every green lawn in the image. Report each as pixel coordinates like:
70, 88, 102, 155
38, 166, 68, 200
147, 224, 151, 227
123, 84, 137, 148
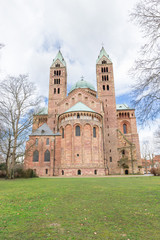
0, 177, 160, 240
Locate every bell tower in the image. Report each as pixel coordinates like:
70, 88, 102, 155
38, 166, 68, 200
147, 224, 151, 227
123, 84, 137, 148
48, 50, 67, 132
96, 47, 119, 174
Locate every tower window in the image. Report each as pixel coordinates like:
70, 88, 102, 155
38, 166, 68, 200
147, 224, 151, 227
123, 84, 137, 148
122, 150, 125, 156
54, 88, 56, 94
103, 85, 105, 90
110, 157, 112, 162
44, 150, 50, 162
93, 127, 96, 137
58, 88, 60, 94
62, 128, 64, 138
33, 150, 39, 162
106, 67, 108, 72
107, 75, 109, 81
77, 169, 81, 175
77, 113, 80, 119
46, 138, 49, 145
75, 126, 80, 136
123, 124, 127, 134
102, 60, 107, 64
62, 170, 64, 175
101, 67, 104, 73
55, 63, 60, 67
35, 138, 38, 146
45, 169, 48, 174
107, 85, 109, 90
94, 170, 97, 175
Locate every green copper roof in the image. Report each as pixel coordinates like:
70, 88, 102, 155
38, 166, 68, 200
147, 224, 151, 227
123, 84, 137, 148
65, 102, 96, 113
36, 107, 48, 115
52, 50, 66, 66
96, 47, 112, 63
69, 79, 95, 93
116, 104, 133, 110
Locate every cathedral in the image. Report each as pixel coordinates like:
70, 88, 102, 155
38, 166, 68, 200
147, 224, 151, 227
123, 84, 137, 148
24, 47, 142, 176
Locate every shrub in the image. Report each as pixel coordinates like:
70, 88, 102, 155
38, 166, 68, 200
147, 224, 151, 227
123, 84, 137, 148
0, 163, 6, 170
151, 167, 160, 176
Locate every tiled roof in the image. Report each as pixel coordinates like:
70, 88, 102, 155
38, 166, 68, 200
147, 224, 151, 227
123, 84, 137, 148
52, 50, 66, 66
65, 101, 96, 113
96, 47, 112, 63
69, 79, 95, 93
116, 104, 133, 110
30, 123, 61, 136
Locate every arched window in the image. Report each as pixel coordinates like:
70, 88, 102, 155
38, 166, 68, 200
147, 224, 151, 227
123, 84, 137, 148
102, 60, 107, 64
54, 88, 56, 94
93, 127, 96, 138
78, 169, 81, 175
44, 150, 50, 162
55, 63, 60, 67
123, 124, 127, 134
58, 88, 60, 94
106, 67, 108, 72
75, 126, 80, 136
35, 138, 38, 146
107, 75, 109, 80
94, 170, 97, 175
77, 113, 80, 119
101, 67, 103, 73
107, 85, 109, 90
62, 170, 64, 175
103, 85, 105, 90
122, 149, 125, 156
110, 157, 112, 162
33, 150, 39, 162
46, 138, 49, 145
62, 128, 64, 138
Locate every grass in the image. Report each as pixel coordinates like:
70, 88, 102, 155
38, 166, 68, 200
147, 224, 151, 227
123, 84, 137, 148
0, 177, 160, 240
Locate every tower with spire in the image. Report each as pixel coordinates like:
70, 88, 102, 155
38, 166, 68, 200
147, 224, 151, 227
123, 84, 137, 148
96, 47, 119, 174
48, 50, 67, 132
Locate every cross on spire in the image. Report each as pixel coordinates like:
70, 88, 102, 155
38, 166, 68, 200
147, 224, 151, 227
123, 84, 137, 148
81, 76, 84, 81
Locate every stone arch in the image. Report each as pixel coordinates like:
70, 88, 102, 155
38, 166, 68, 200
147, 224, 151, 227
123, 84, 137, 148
121, 120, 131, 134
44, 150, 50, 162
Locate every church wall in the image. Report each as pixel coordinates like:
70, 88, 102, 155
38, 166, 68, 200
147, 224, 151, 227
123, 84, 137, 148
24, 135, 61, 176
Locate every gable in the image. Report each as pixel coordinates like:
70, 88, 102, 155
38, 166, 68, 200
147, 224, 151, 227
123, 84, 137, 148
57, 88, 103, 115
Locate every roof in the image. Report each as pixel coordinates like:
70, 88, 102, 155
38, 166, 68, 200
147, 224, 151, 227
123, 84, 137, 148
52, 50, 66, 66
96, 47, 112, 63
30, 123, 61, 136
69, 79, 95, 93
64, 101, 96, 113
116, 104, 134, 110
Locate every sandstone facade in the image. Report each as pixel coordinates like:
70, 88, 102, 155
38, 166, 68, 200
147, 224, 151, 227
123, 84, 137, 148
24, 47, 142, 176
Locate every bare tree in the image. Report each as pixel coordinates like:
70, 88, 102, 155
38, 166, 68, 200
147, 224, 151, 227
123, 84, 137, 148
142, 140, 154, 173
0, 75, 42, 178
130, 0, 160, 124
154, 126, 160, 152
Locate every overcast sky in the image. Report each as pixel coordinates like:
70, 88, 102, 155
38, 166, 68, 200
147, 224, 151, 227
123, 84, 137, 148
0, 0, 159, 154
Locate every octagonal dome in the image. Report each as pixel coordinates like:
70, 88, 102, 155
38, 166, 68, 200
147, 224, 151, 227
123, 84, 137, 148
69, 79, 95, 93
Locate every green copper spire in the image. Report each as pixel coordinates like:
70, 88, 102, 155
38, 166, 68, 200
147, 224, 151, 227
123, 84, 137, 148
96, 47, 112, 63
52, 50, 66, 66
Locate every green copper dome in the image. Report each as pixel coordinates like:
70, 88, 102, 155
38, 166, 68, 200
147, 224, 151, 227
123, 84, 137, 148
69, 79, 95, 93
